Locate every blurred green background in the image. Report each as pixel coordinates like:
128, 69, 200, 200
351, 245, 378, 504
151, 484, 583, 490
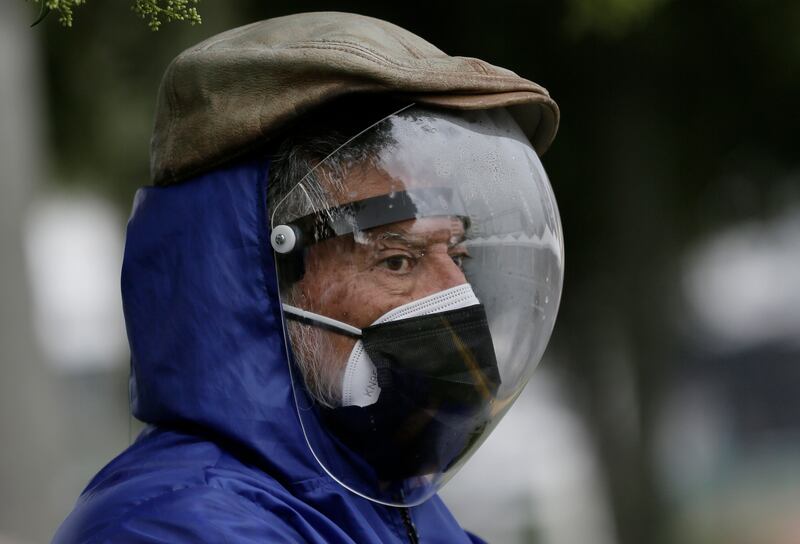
2, 0, 799, 543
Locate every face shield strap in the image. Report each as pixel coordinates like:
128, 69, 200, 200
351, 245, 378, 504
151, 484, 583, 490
272, 187, 470, 284
281, 303, 363, 338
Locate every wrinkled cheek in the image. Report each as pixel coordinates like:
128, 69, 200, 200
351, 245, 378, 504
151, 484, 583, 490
298, 256, 351, 310
327, 271, 393, 321
318, 274, 360, 321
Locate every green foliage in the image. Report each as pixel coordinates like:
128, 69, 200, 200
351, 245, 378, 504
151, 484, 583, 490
31, 0, 202, 30
32, 0, 85, 27
132, 0, 202, 31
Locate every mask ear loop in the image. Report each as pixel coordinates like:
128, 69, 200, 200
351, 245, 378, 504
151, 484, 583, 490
281, 303, 362, 337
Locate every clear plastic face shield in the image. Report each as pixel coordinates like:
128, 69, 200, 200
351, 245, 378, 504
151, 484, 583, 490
270, 105, 564, 506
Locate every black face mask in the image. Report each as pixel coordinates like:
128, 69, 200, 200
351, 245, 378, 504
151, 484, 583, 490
319, 304, 501, 481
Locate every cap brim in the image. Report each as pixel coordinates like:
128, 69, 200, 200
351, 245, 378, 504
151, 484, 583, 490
409, 91, 559, 156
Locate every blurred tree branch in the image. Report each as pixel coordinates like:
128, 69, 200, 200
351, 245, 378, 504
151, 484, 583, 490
30, 0, 202, 30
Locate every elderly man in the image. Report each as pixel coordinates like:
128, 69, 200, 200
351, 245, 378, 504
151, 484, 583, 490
54, 12, 563, 544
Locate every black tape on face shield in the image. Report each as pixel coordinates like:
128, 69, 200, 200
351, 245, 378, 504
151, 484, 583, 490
271, 187, 469, 285
270, 105, 565, 506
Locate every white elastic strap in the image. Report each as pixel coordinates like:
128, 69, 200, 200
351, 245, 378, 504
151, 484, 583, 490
374, 283, 478, 324
281, 304, 363, 337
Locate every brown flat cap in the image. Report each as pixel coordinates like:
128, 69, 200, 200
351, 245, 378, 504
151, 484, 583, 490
151, 11, 560, 185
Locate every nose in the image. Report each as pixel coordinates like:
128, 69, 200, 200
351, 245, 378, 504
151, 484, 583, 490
414, 250, 467, 299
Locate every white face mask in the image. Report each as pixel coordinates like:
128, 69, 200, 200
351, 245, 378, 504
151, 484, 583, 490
341, 283, 480, 407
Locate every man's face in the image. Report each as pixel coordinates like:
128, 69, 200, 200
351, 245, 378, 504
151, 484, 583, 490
287, 165, 470, 404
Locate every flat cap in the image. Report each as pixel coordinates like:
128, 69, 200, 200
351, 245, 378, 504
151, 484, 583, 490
151, 11, 560, 185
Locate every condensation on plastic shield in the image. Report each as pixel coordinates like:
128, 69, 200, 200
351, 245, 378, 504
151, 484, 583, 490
269, 105, 564, 506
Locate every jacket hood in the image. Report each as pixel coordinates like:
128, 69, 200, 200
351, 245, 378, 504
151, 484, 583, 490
122, 158, 324, 485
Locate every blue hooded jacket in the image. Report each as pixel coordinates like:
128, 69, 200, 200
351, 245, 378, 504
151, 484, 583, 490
52, 159, 486, 543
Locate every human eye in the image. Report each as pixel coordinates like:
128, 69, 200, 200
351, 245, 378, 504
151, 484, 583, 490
378, 253, 416, 274
449, 247, 470, 270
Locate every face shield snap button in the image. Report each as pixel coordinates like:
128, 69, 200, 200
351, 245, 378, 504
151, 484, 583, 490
271, 224, 297, 253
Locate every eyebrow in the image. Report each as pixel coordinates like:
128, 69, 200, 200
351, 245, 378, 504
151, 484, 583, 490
374, 226, 467, 249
